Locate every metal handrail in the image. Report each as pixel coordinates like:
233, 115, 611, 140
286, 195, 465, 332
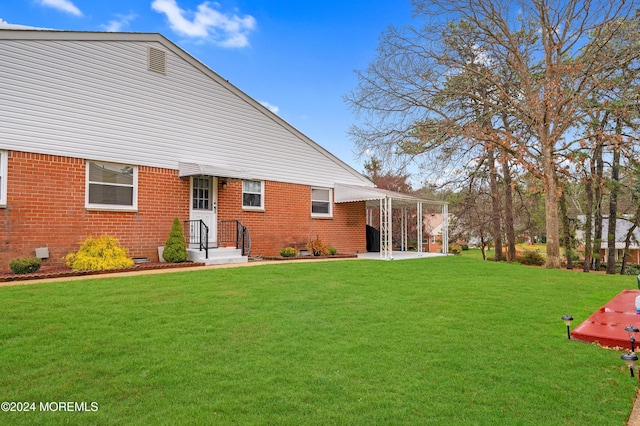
219, 220, 250, 256
184, 220, 209, 259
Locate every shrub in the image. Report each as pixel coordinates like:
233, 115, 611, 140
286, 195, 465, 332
163, 218, 188, 263
461, 244, 469, 251
280, 247, 297, 257
517, 250, 545, 266
9, 256, 42, 274
64, 235, 134, 271
625, 264, 640, 275
306, 236, 329, 256
448, 243, 462, 255
328, 247, 337, 255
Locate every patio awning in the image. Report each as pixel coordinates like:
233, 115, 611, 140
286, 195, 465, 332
335, 183, 449, 260
334, 183, 447, 206
178, 162, 257, 180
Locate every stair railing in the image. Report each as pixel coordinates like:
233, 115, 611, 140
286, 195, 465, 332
184, 220, 209, 259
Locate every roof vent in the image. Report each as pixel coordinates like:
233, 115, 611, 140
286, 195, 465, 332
147, 46, 166, 74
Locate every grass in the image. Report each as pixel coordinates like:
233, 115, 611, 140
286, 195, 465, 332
0, 257, 637, 425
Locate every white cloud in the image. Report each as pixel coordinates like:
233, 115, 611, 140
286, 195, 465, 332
38, 0, 82, 16
260, 101, 279, 114
151, 0, 256, 48
101, 14, 137, 32
0, 18, 51, 30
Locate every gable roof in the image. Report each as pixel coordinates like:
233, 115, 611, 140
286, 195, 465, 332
0, 30, 373, 189
600, 216, 640, 249
576, 215, 640, 249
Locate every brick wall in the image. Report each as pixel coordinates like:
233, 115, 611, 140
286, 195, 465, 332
218, 180, 366, 257
0, 151, 189, 269
0, 151, 367, 270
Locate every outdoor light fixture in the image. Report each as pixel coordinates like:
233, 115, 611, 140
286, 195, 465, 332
622, 352, 639, 378
625, 325, 640, 352
561, 315, 574, 340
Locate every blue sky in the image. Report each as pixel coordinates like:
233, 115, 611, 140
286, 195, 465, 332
0, 0, 415, 173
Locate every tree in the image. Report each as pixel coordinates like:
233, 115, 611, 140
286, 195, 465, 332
347, 0, 640, 268
163, 218, 188, 263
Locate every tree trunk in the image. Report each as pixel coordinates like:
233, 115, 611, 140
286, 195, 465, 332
606, 120, 621, 274
621, 223, 637, 275
559, 188, 573, 269
583, 172, 593, 272
542, 136, 561, 269
501, 154, 516, 262
500, 116, 516, 262
487, 146, 503, 262
593, 142, 604, 271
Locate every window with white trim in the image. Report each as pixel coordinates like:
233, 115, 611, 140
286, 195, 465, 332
242, 180, 264, 210
311, 187, 332, 217
86, 161, 137, 210
0, 151, 7, 207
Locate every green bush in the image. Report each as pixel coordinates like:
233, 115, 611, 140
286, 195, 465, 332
64, 235, 134, 271
600, 262, 640, 275
280, 247, 297, 257
163, 218, 188, 263
9, 256, 42, 274
517, 250, 545, 266
461, 244, 469, 251
328, 247, 337, 255
624, 264, 640, 275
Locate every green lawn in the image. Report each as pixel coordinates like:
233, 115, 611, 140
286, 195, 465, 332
0, 257, 637, 425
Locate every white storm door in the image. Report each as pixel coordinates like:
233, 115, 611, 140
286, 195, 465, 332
190, 176, 217, 247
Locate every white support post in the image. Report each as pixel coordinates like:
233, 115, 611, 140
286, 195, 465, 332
386, 197, 393, 259
379, 198, 386, 259
442, 203, 449, 254
399, 207, 403, 251
417, 202, 423, 253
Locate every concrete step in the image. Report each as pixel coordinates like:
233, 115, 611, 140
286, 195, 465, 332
187, 247, 248, 265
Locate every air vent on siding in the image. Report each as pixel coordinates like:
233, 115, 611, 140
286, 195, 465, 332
147, 46, 167, 74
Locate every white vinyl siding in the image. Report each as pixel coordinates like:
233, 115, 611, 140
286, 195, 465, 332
0, 33, 374, 189
311, 187, 332, 217
0, 150, 6, 207
86, 161, 137, 211
242, 180, 264, 210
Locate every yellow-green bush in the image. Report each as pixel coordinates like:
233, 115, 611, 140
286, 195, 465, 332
280, 247, 297, 257
64, 235, 134, 271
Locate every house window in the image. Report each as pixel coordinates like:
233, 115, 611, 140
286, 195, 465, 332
431, 235, 436, 244
0, 151, 6, 207
192, 177, 211, 210
242, 180, 264, 210
311, 187, 332, 217
86, 161, 137, 210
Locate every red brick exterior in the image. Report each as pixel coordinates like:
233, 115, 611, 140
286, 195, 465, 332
217, 180, 366, 257
0, 151, 366, 270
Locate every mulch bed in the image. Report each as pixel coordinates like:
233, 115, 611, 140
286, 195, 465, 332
0, 261, 205, 283
261, 254, 357, 261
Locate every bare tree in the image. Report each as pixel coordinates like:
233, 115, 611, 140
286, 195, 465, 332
347, 0, 640, 268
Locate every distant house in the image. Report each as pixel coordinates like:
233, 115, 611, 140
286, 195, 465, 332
422, 213, 445, 253
576, 216, 640, 264
0, 30, 446, 267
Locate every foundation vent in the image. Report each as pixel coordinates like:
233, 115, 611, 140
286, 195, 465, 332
147, 46, 167, 74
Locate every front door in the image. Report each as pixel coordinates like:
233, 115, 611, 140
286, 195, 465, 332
190, 176, 217, 247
